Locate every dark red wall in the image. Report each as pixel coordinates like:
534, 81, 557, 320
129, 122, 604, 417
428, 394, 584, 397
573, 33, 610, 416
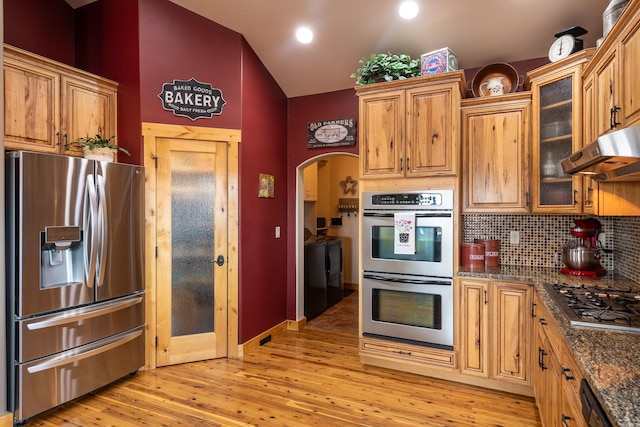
286, 89, 359, 318
238, 39, 288, 342
4, 0, 290, 345
4, 0, 75, 65
75, 0, 141, 165
137, 0, 242, 130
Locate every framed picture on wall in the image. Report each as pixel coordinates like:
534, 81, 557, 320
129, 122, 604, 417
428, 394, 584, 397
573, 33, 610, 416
258, 173, 274, 198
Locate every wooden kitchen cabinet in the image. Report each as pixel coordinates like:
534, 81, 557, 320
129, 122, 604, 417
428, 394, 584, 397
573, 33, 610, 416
533, 291, 588, 427
533, 291, 562, 427
581, 5, 640, 216
585, 1, 640, 134
560, 345, 587, 427
461, 93, 531, 213
356, 72, 465, 179
303, 162, 318, 201
527, 51, 592, 214
459, 278, 532, 390
4, 44, 117, 156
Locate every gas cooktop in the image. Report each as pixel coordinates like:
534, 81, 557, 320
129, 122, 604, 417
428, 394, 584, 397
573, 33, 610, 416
544, 283, 640, 333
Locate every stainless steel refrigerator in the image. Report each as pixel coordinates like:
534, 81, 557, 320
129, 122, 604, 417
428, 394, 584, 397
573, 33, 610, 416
5, 151, 145, 423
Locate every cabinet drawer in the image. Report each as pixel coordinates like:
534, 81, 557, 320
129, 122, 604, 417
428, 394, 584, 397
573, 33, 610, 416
534, 293, 562, 355
561, 345, 585, 403
361, 338, 456, 368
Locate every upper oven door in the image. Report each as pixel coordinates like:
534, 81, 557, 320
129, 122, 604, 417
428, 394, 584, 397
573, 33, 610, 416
361, 211, 454, 278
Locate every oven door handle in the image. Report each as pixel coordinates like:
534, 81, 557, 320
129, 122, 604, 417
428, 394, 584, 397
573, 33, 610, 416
363, 273, 451, 286
363, 212, 452, 218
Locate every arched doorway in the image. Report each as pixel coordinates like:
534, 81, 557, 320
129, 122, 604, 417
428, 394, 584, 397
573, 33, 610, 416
295, 153, 359, 324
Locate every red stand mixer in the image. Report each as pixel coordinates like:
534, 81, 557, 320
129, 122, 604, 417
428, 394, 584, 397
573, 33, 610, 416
560, 218, 606, 276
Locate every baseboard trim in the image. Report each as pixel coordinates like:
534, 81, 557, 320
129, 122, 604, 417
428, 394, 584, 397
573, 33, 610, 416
287, 317, 307, 331
344, 282, 358, 290
238, 320, 289, 357
0, 412, 13, 427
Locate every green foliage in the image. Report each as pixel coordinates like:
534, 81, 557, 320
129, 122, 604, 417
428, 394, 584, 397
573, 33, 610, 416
66, 134, 131, 156
351, 53, 421, 86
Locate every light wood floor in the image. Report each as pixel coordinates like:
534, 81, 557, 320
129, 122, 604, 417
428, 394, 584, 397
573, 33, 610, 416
28, 293, 542, 426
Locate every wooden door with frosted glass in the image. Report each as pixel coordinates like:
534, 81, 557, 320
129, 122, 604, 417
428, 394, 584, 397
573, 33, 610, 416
155, 137, 228, 366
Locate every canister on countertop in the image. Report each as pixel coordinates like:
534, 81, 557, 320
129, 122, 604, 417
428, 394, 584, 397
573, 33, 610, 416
461, 243, 485, 269
474, 239, 500, 267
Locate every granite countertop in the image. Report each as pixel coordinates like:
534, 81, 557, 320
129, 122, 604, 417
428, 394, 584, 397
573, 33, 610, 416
458, 266, 640, 427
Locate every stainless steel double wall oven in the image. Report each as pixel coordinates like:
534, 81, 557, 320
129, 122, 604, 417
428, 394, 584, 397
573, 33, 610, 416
361, 190, 454, 349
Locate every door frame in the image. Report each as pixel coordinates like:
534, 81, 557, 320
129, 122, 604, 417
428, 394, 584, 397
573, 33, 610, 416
142, 122, 240, 369
295, 153, 358, 321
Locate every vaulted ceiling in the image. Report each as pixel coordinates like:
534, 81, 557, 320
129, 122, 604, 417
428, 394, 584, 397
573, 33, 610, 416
66, 0, 609, 98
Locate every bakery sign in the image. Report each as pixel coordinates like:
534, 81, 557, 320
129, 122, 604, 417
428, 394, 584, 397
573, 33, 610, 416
158, 77, 226, 121
307, 118, 356, 148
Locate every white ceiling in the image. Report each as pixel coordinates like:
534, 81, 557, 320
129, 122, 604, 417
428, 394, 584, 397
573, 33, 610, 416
66, 0, 609, 98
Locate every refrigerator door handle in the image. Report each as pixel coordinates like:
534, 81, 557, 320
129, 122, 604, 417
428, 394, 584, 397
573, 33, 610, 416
83, 174, 99, 288
26, 295, 143, 330
96, 174, 108, 288
26, 328, 143, 374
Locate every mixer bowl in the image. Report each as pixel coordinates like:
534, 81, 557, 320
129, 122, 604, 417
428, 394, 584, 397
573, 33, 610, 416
563, 246, 598, 271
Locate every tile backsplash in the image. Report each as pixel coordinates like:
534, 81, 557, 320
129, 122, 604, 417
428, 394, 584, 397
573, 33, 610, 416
462, 215, 640, 283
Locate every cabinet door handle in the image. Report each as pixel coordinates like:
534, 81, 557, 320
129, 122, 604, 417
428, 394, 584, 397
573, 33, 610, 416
56, 131, 61, 146
562, 367, 575, 381
562, 414, 571, 427
400, 158, 403, 172
538, 347, 548, 370
586, 186, 593, 205
610, 105, 621, 129
540, 348, 547, 371
431, 133, 438, 144
531, 302, 537, 318
539, 317, 547, 326
484, 290, 488, 305
573, 190, 578, 205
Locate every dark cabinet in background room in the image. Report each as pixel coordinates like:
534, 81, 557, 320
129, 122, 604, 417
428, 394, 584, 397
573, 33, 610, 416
304, 237, 344, 321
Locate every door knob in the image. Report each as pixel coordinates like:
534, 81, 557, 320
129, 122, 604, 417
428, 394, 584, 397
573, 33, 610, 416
215, 255, 225, 266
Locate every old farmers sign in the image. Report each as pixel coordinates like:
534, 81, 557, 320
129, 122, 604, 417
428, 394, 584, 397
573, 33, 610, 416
158, 78, 226, 120
307, 118, 356, 148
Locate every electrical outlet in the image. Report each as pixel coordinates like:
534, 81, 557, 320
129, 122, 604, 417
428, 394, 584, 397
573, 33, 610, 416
598, 232, 606, 247
510, 230, 520, 245
275, 226, 281, 238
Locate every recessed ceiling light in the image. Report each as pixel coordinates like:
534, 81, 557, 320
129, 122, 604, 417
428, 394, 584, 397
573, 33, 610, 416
398, 1, 419, 20
296, 26, 313, 44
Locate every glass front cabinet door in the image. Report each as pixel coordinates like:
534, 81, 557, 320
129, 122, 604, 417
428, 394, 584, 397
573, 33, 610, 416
527, 51, 593, 214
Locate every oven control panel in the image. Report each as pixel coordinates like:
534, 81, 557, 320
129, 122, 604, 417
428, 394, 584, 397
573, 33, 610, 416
371, 193, 442, 206
364, 190, 454, 210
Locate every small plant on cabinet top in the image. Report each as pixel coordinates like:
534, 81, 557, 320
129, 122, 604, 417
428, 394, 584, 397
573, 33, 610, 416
65, 134, 131, 156
351, 53, 421, 86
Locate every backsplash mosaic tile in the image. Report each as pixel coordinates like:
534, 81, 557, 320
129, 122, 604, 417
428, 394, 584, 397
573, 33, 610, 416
613, 216, 640, 282
460, 215, 639, 279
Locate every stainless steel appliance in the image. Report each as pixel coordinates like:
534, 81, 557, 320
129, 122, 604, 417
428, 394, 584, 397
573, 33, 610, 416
361, 190, 454, 349
543, 282, 640, 333
561, 124, 640, 181
580, 379, 613, 427
5, 151, 145, 423
561, 219, 607, 276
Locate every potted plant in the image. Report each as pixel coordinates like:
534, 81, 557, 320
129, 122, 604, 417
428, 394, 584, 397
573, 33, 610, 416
66, 134, 131, 161
351, 53, 421, 86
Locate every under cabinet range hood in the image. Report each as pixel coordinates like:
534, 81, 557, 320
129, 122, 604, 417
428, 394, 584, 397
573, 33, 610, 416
561, 125, 640, 181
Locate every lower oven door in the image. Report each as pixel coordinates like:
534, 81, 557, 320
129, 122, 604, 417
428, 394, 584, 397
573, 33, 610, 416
362, 272, 453, 350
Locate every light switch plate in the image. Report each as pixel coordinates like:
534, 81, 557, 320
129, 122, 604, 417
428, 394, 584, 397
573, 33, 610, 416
510, 230, 520, 245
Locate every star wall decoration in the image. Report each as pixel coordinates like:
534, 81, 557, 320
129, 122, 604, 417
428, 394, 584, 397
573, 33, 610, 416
340, 176, 358, 195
